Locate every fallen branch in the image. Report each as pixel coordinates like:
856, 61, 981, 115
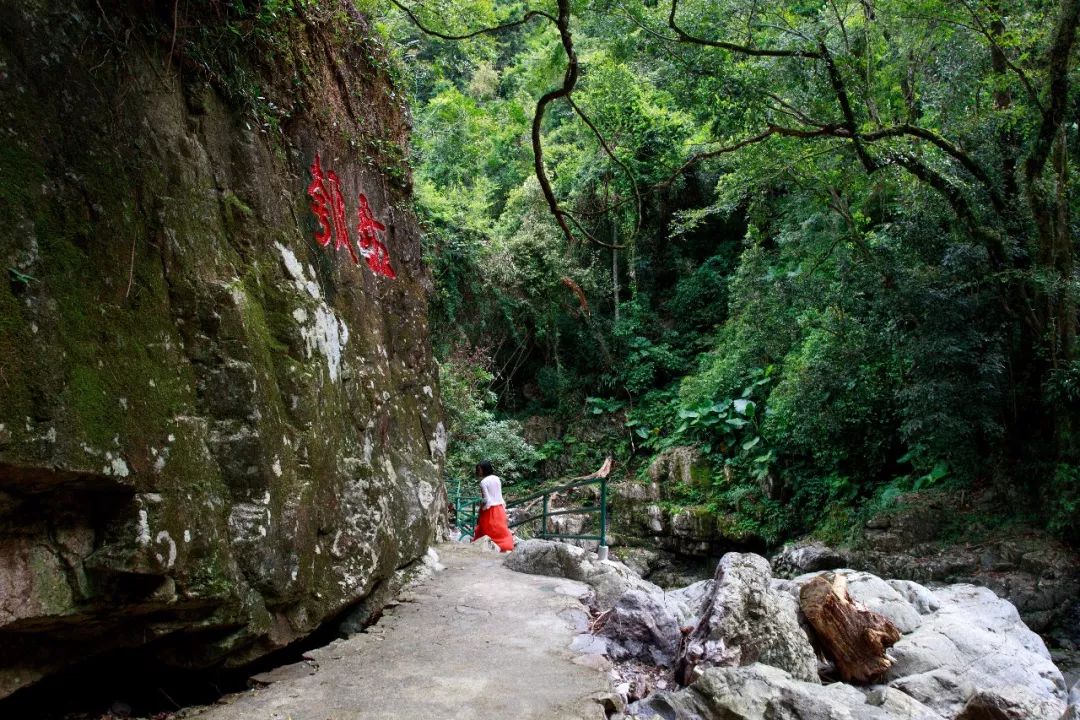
799, 574, 900, 684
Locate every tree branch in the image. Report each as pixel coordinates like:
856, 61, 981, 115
889, 153, 1006, 267
658, 124, 844, 187
531, 0, 624, 249
819, 40, 878, 173
861, 124, 1005, 214
667, 0, 821, 58
956, 0, 1045, 111
387, 0, 553, 40
566, 94, 644, 235
392, 0, 616, 249
1025, 0, 1080, 182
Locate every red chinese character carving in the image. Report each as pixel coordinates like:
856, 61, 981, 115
326, 169, 358, 264
308, 155, 358, 263
356, 193, 396, 279
307, 154, 333, 248
307, 154, 395, 279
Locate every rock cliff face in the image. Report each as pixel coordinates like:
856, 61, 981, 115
608, 447, 755, 587
0, 0, 444, 699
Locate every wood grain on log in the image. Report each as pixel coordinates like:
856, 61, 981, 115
799, 573, 901, 684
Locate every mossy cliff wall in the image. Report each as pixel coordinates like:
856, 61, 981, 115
0, 0, 444, 698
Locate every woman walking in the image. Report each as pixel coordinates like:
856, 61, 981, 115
473, 460, 515, 552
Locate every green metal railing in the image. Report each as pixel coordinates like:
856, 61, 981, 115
453, 477, 482, 540
453, 474, 609, 549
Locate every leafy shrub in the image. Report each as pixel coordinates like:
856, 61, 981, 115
439, 351, 539, 486
763, 320, 900, 481
1047, 464, 1080, 542
452, 419, 540, 487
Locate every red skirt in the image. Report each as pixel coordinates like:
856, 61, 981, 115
474, 504, 515, 552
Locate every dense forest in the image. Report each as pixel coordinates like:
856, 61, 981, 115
370, 0, 1079, 546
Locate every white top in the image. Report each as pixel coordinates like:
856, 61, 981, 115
479, 474, 505, 509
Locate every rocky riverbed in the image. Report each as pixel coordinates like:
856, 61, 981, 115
506, 538, 1080, 720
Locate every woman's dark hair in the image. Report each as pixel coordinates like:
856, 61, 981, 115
476, 460, 494, 477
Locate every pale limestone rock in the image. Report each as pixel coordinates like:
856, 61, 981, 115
680, 552, 818, 683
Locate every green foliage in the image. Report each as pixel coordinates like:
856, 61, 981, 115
437, 352, 496, 433
438, 351, 540, 485
1047, 465, 1080, 542
454, 418, 541, 487
586, 396, 625, 415
384, 0, 1080, 546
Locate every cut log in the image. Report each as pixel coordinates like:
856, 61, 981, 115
799, 573, 901, 684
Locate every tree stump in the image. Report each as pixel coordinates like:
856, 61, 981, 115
799, 573, 901, 684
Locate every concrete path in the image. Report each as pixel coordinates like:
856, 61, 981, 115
182, 543, 608, 720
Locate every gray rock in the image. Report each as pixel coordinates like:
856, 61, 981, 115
508, 540, 711, 666
505, 538, 595, 581
956, 686, 1066, 719
888, 579, 942, 615
773, 540, 847, 575
679, 552, 818, 684
886, 584, 1066, 718
628, 664, 892, 719
504, 539, 658, 610
615, 546, 661, 578
847, 497, 1080, 633
601, 589, 682, 667
633, 562, 1065, 720
610, 447, 751, 559
1063, 681, 1080, 720
338, 551, 440, 635
0, 1, 444, 698
647, 446, 710, 488
864, 686, 946, 719
663, 579, 714, 627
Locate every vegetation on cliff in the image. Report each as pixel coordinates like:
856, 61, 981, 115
377, 0, 1080, 544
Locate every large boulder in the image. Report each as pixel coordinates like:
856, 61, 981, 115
0, 0, 443, 699
610, 447, 751, 558
773, 540, 846, 575
777, 571, 1067, 718
625, 561, 1066, 720
678, 552, 819, 684
664, 579, 715, 626
846, 494, 1080, 633
885, 584, 1066, 718
600, 589, 682, 667
504, 539, 656, 610
791, 570, 925, 634
507, 540, 712, 668
627, 664, 936, 720
1061, 681, 1080, 720
774, 524, 1079, 637
596, 578, 715, 667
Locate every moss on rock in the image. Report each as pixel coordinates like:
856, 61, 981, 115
0, 0, 444, 699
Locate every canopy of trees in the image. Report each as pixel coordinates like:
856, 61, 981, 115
372, 0, 1080, 544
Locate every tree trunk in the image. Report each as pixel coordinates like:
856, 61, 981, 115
612, 225, 620, 323
799, 574, 901, 684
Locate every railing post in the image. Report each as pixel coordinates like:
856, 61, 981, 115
454, 477, 461, 529
598, 476, 609, 561
541, 493, 549, 539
